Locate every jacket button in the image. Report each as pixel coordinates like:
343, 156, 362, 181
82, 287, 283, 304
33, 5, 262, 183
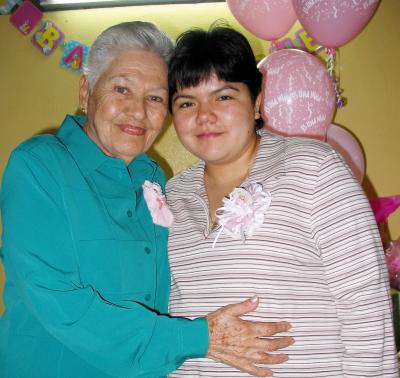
144, 247, 151, 254
127, 210, 132, 217
145, 294, 151, 301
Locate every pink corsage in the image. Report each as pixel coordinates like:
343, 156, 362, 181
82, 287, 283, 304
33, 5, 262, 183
212, 183, 272, 247
142, 180, 174, 228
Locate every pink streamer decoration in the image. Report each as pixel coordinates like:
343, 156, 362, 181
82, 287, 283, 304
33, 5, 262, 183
369, 195, 400, 224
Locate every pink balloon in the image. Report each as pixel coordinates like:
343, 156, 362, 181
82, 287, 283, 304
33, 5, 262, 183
227, 0, 297, 41
292, 0, 380, 48
259, 49, 335, 140
326, 124, 365, 183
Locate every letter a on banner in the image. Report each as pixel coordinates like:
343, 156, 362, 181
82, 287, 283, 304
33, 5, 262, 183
61, 40, 90, 73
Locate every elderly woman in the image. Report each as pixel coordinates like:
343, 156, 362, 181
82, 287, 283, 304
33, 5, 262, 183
166, 26, 399, 377
0, 21, 293, 378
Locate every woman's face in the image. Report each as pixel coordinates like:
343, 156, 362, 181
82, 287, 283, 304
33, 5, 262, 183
80, 49, 168, 165
171, 73, 260, 166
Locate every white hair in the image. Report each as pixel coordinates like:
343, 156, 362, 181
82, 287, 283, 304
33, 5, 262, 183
85, 21, 174, 91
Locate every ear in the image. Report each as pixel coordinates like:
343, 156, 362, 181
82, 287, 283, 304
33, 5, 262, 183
254, 93, 262, 119
79, 75, 90, 113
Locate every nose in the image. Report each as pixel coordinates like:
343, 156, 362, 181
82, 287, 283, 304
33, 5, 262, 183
126, 97, 146, 121
197, 102, 216, 125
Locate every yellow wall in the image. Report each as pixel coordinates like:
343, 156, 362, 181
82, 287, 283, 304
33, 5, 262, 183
0, 0, 399, 313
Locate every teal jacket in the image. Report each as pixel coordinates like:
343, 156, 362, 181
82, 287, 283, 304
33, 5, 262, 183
0, 115, 208, 378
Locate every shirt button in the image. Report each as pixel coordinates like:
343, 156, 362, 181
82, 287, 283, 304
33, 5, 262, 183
127, 210, 132, 217
144, 247, 151, 255
145, 294, 151, 301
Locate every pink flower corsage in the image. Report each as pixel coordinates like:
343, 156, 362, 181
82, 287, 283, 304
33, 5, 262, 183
142, 180, 174, 228
213, 183, 271, 247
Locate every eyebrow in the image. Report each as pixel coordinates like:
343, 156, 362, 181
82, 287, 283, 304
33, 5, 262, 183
109, 73, 135, 83
110, 74, 168, 92
173, 85, 240, 103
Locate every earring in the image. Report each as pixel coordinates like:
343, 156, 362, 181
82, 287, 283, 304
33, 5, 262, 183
81, 107, 86, 114
255, 111, 261, 120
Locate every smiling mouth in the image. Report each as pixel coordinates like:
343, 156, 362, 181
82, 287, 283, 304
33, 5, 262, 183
118, 124, 145, 136
197, 131, 223, 139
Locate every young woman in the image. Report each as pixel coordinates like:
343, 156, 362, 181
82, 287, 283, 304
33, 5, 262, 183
166, 26, 398, 377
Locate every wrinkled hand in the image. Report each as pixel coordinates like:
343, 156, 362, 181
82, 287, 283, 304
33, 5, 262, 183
206, 296, 294, 377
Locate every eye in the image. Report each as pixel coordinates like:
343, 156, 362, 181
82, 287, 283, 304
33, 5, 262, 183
115, 85, 128, 94
218, 95, 232, 101
178, 101, 194, 109
149, 95, 165, 103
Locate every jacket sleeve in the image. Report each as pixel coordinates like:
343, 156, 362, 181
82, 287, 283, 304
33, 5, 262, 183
310, 150, 398, 377
0, 149, 208, 378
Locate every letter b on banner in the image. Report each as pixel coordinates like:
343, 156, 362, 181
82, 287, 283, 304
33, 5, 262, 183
32, 20, 64, 55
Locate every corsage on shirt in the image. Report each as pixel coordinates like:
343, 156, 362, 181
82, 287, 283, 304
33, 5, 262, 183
213, 183, 271, 247
142, 180, 174, 228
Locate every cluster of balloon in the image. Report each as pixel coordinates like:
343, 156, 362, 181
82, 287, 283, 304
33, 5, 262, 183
227, 0, 297, 42
292, 0, 380, 111
292, 0, 380, 49
258, 49, 335, 141
226, 0, 381, 184
227, 0, 379, 49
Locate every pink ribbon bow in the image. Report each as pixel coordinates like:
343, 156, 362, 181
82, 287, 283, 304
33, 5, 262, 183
213, 183, 272, 247
142, 180, 174, 228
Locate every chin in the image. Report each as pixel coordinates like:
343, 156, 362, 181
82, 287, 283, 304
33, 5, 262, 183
199, 148, 226, 161
122, 144, 144, 156
202, 155, 227, 165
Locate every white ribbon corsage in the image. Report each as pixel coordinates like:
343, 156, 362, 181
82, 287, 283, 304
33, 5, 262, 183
142, 180, 174, 228
213, 183, 271, 247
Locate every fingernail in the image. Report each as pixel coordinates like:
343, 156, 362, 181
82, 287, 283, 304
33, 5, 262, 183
283, 321, 291, 330
276, 354, 289, 362
250, 295, 258, 303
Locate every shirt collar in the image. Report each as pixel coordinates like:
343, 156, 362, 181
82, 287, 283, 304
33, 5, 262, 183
243, 128, 287, 186
56, 114, 157, 178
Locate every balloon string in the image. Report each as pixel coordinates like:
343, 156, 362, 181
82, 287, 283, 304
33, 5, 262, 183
325, 48, 346, 108
269, 40, 278, 54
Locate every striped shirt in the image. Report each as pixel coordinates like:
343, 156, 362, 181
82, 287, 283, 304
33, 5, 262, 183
166, 129, 398, 377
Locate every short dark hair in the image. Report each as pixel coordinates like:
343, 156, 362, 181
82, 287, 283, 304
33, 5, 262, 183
168, 25, 263, 127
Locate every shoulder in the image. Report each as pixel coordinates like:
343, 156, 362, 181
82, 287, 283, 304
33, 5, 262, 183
262, 129, 333, 159
166, 161, 204, 199
17, 132, 62, 151
4, 133, 71, 187
285, 136, 333, 159
252, 129, 349, 191
13, 133, 67, 163
260, 129, 336, 172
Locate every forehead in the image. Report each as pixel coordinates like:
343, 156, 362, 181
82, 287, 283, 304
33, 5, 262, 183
102, 48, 167, 84
177, 73, 227, 91
175, 73, 247, 95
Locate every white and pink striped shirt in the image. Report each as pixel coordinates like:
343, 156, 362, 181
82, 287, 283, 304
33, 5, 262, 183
166, 129, 398, 377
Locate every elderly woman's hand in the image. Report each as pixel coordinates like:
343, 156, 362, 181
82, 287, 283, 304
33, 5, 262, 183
206, 296, 294, 377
